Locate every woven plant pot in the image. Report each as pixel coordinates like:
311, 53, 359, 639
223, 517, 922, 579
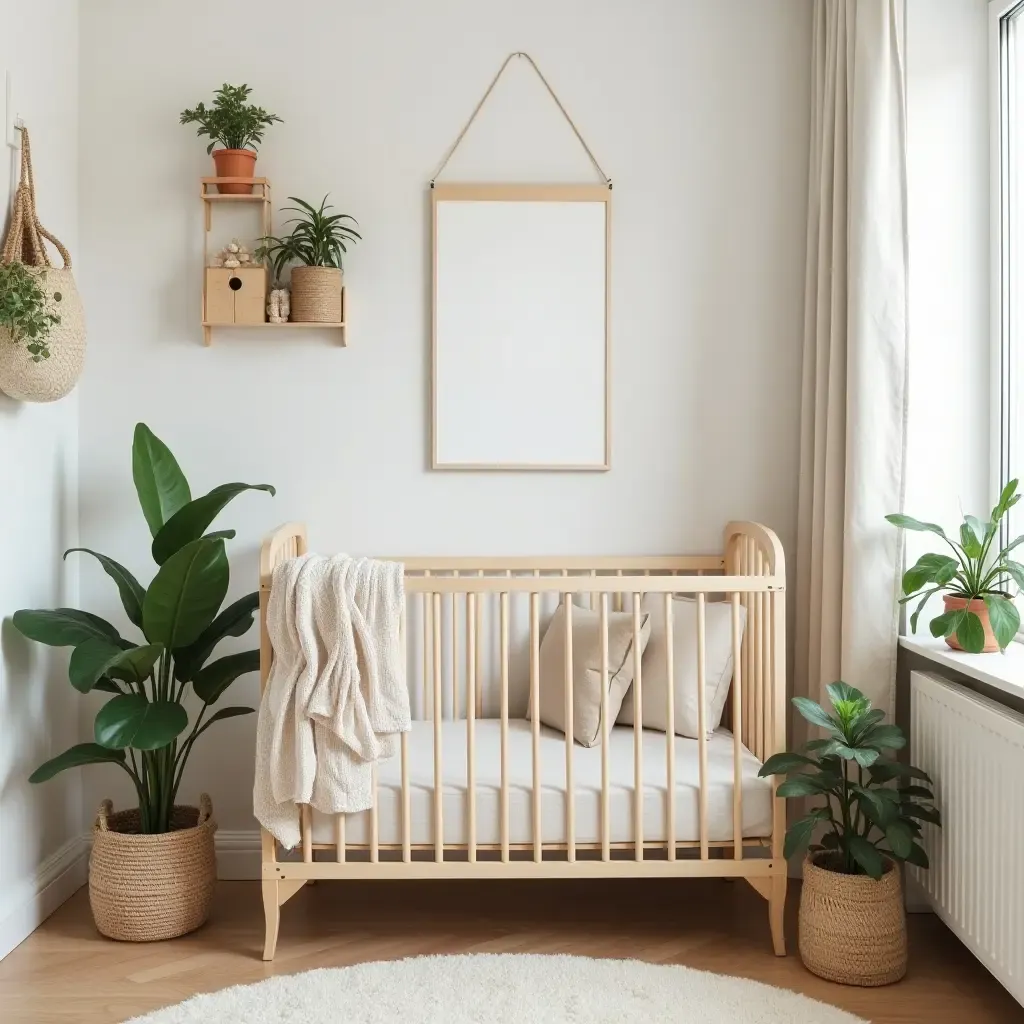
89, 795, 217, 942
799, 853, 907, 987
290, 266, 343, 323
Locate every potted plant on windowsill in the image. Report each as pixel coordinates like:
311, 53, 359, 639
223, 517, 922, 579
887, 479, 1023, 653
256, 195, 360, 323
760, 683, 941, 987
14, 424, 274, 942
180, 84, 283, 195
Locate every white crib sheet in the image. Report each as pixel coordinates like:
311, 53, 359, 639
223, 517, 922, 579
310, 720, 773, 848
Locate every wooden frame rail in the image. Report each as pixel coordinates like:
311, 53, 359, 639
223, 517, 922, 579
257, 521, 786, 961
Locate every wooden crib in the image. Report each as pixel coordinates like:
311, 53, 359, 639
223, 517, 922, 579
258, 521, 787, 960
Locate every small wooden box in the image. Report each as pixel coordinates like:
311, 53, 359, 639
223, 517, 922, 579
204, 267, 267, 325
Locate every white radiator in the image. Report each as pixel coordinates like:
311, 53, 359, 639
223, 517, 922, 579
910, 671, 1024, 1007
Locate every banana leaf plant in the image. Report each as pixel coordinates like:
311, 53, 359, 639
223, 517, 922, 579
13, 424, 274, 833
760, 683, 940, 879
886, 478, 1023, 652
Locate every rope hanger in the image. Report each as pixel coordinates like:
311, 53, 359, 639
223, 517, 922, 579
430, 52, 612, 189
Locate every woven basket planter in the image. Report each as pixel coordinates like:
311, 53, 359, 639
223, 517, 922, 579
799, 853, 907, 987
89, 795, 217, 942
290, 266, 343, 322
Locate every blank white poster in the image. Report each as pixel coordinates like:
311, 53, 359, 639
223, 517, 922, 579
434, 198, 608, 469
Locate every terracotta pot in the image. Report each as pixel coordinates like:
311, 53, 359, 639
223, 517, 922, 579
799, 852, 907, 987
211, 149, 257, 194
290, 266, 343, 322
942, 594, 999, 653
89, 796, 217, 942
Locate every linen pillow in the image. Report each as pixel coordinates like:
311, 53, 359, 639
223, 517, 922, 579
617, 595, 745, 739
528, 599, 651, 747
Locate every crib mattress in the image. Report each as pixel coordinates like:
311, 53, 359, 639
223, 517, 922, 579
310, 720, 773, 849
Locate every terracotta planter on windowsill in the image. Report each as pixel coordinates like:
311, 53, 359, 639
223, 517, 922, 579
211, 148, 257, 194
942, 594, 999, 653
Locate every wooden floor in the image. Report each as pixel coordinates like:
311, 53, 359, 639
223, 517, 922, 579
0, 879, 1019, 1023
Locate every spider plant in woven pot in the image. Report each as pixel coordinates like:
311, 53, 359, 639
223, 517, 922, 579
13, 424, 274, 941
180, 83, 283, 194
887, 479, 1023, 653
760, 683, 941, 987
256, 195, 360, 323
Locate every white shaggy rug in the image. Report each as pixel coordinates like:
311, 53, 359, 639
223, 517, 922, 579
124, 953, 867, 1023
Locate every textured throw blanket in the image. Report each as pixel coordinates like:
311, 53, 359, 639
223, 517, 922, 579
254, 553, 409, 849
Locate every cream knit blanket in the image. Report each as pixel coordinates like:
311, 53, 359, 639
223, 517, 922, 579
253, 553, 409, 849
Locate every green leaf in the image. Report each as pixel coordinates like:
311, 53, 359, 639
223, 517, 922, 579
1004, 560, 1024, 593
142, 538, 229, 649
194, 705, 254, 740
850, 784, 884, 817
898, 785, 935, 800
173, 591, 259, 682
68, 639, 162, 693
905, 842, 930, 869
192, 649, 260, 703
791, 696, 838, 732
901, 554, 960, 595
777, 774, 835, 798
13, 608, 122, 648
965, 514, 991, 545
848, 835, 885, 879
94, 694, 188, 751
29, 742, 127, 783
861, 724, 907, 751
825, 681, 864, 706
959, 522, 984, 559
783, 812, 826, 860
992, 478, 1019, 522
869, 761, 931, 783
930, 609, 966, 640
984, 595, 1020, 650
132, 423, 191, 538
885, 514, 950, 539
63, 548, 146, 629
151, 482, 275, 564
885, 820, 915, 860
758, 752, 818, 777
902, 802, 942, 826
957, 611, 987, 654
908, 589, 942, 633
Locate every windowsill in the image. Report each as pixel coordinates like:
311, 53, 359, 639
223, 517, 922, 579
899, 635, 1024, 702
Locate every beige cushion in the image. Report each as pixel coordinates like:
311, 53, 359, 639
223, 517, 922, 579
618, 595, 745, 739
528, 599, 651, 747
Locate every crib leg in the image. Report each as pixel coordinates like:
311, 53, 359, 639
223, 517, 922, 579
262, 879, 281, 961
769, 873, 787, 957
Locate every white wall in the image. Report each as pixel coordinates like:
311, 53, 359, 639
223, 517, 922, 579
904, 0, 991, 625
0, 0, 82, 958
77, 0, 812, 838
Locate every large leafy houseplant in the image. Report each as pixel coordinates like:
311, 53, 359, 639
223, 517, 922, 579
179, 83, 283, 154
0, 262, 62, 361
886, 479, 1023, 652
255, 195, 361, 282
14, 424, 274, 833
760, 683, 940, 879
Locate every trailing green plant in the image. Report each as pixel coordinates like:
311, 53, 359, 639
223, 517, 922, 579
14, 424, 275, 833
255, 195, 360, 281
179, 83, 283, 154
759, 683, 940, 879
0, 262, 61, 361
886, 479, 1023, 652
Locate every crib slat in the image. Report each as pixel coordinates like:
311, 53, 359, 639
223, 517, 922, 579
615, 568, 623, 611
370, 763, 379, 863
564, 593, 575, 862
731, 591, 744, 861
600, 592, 610, 861
755, 550, 765, 761
475, 570, 484, 719
500, 588, 510, 863
401, 731, 411, 863
632, 593, 643, 862
664, 593, 676, 861
450, 572, 459, 720
590, 567, 596, 610
530, 589, 542, 863
696, 592, 709, 860
335, 813, 345, 862
302, 804, 312, 864
433, 592, 443, 862
467, 592, 477, 863
422, 572, 431, 720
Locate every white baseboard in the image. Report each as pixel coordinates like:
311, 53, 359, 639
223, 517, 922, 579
0, 836, 89, 961
215, 830, 262, 880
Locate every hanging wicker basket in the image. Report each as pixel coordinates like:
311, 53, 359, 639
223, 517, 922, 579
0, 126, 86, 402
799, 852, 907, 987
290, 266, 343, 322
89, 795, 217, 943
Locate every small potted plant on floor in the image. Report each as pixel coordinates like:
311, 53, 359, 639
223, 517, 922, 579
887, 479, 1023, 652
256, 195, 359, 323
180, 84, 283, 194
14, 424, 274, 942
760, 682, 941, 987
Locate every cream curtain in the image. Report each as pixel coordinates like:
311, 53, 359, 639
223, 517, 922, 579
794, 0, 909, 735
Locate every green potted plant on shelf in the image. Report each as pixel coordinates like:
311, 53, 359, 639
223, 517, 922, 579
0, 261, 62, 361
760, 682, 940, 987
887, 479, 1023, 653
256, 195, 359, 323
14, 423, 274, 942
180, 83, 283, 195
